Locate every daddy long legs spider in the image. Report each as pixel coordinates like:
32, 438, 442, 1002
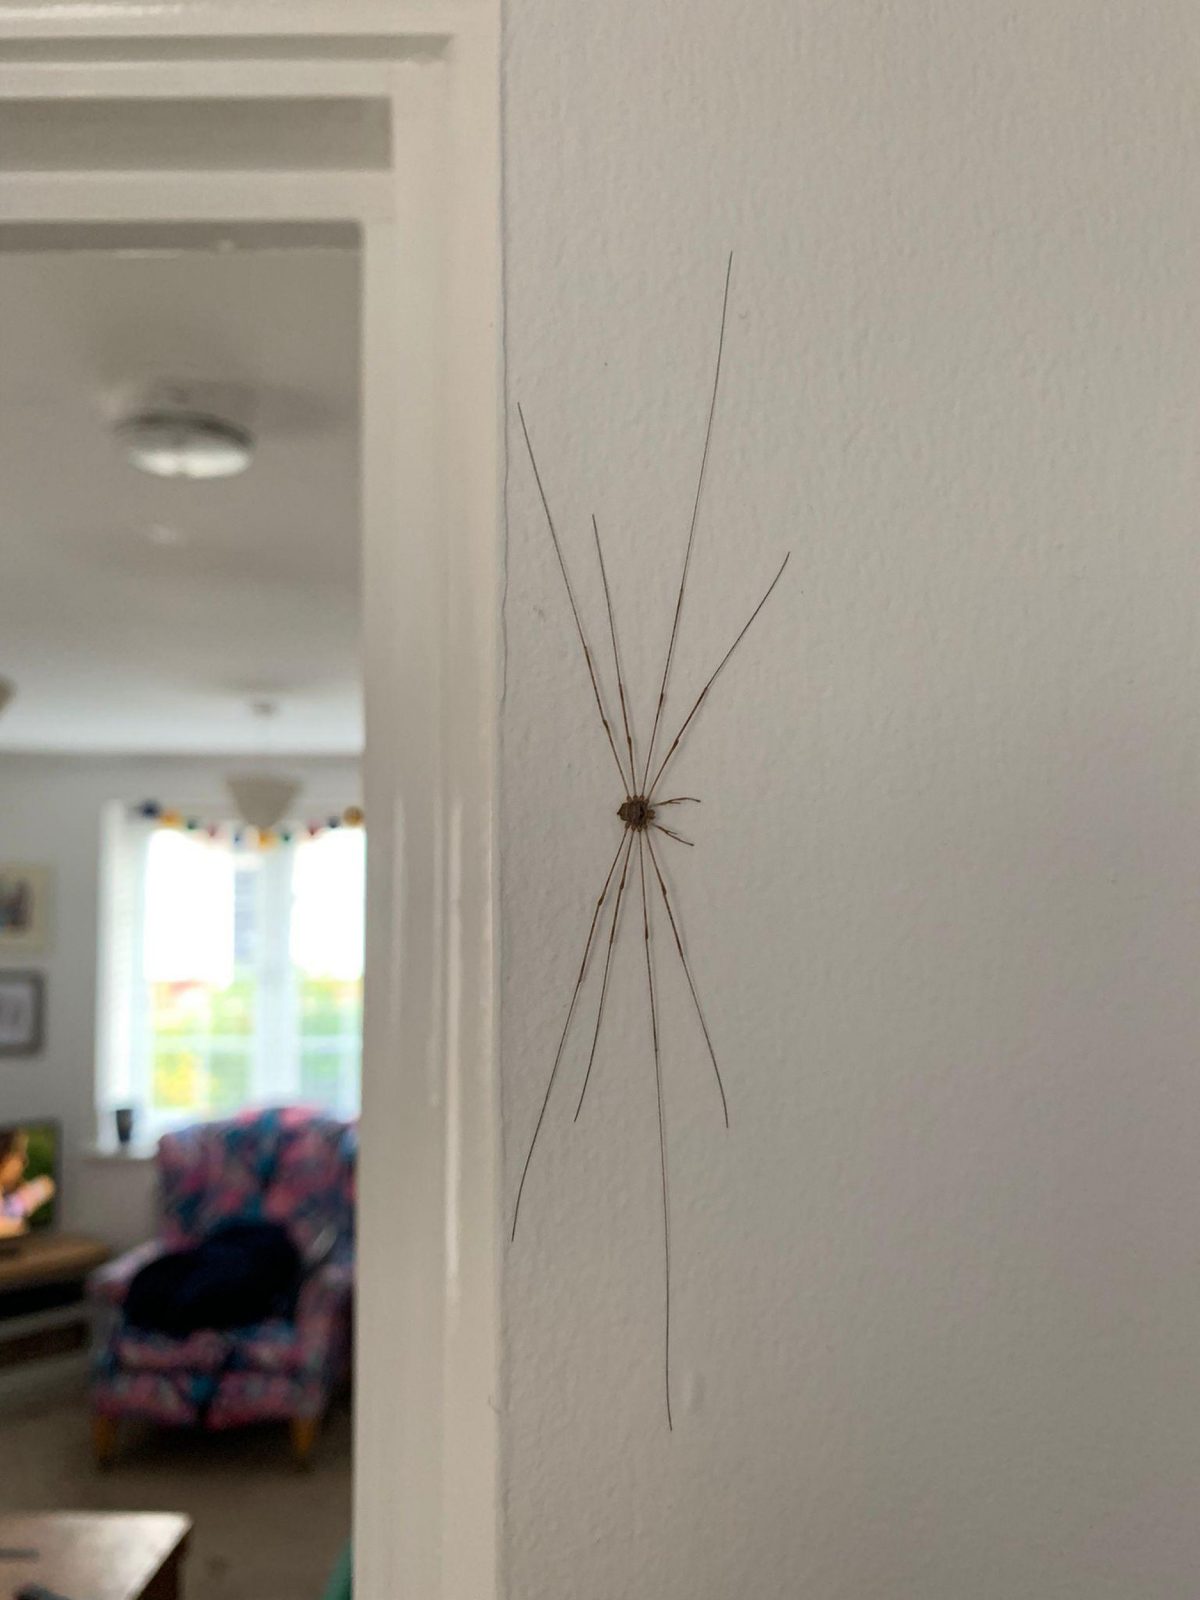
510, 255, 790, 1429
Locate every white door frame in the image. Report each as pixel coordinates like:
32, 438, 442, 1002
0, 8, 501, 1597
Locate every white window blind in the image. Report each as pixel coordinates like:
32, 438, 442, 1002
98, 809, 363, 1137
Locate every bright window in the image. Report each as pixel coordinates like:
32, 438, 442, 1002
99, 811, 364, 1136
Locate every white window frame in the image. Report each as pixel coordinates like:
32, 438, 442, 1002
99, 813, 364, 1136
0, 13, 501, 1598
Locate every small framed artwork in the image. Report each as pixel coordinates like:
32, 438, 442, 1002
0, 865, 51, 955
0, 971, 44, 1057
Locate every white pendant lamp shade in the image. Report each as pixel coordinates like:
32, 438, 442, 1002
227, 774, 300, 832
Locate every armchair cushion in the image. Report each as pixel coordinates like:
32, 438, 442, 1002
229, 1318, 302, 1375
116, 1328, 232, 1374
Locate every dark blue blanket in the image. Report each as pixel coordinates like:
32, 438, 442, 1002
125, 1219, 302, 1337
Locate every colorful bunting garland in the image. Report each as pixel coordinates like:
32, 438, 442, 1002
133, 800, 364, 850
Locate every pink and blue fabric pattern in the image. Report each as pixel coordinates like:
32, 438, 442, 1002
88, 1106, 355, 1434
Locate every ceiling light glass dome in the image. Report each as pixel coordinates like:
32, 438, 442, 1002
118, 410, 254, 480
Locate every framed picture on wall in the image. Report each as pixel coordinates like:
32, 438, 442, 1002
0, 865, 51, 955
0, 972, 44, 1056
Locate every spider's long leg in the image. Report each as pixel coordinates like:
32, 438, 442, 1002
592, 514, 637, 793
646, 832, 729, 1128
649, 552, 790, 796
639, 833, 673, 1430
574, 831, 635, 1122
517, 404, 628, 788
652, 822, 693, 848
655, 797, 700, 806
640, 254, 734, 794
510, 832, 629, 1242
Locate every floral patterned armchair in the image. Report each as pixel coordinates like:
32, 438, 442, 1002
88, 1106, 355, 1466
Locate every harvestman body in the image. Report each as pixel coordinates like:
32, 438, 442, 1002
511, 256, 790, 1428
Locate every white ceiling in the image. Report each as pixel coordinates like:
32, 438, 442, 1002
0, 236, 362, 754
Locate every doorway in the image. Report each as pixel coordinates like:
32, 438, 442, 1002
0, 14, 500, 1598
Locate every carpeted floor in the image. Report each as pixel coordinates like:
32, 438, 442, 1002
0, 1386, 352, 1600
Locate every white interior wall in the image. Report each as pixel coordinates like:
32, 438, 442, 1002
500, 4, 1200, 1597
0, 752, 360, 1250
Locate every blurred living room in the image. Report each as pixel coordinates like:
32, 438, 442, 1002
0, 224, 362, 1598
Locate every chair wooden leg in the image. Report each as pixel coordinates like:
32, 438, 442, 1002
92, 1412, 119, 1468
290, 1415, 319, 1468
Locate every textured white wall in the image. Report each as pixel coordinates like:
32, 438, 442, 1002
0, 753, 359, 1249
500, 3, 1200, 1596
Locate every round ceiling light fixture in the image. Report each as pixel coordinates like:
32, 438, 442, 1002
118, 409, 254, 480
